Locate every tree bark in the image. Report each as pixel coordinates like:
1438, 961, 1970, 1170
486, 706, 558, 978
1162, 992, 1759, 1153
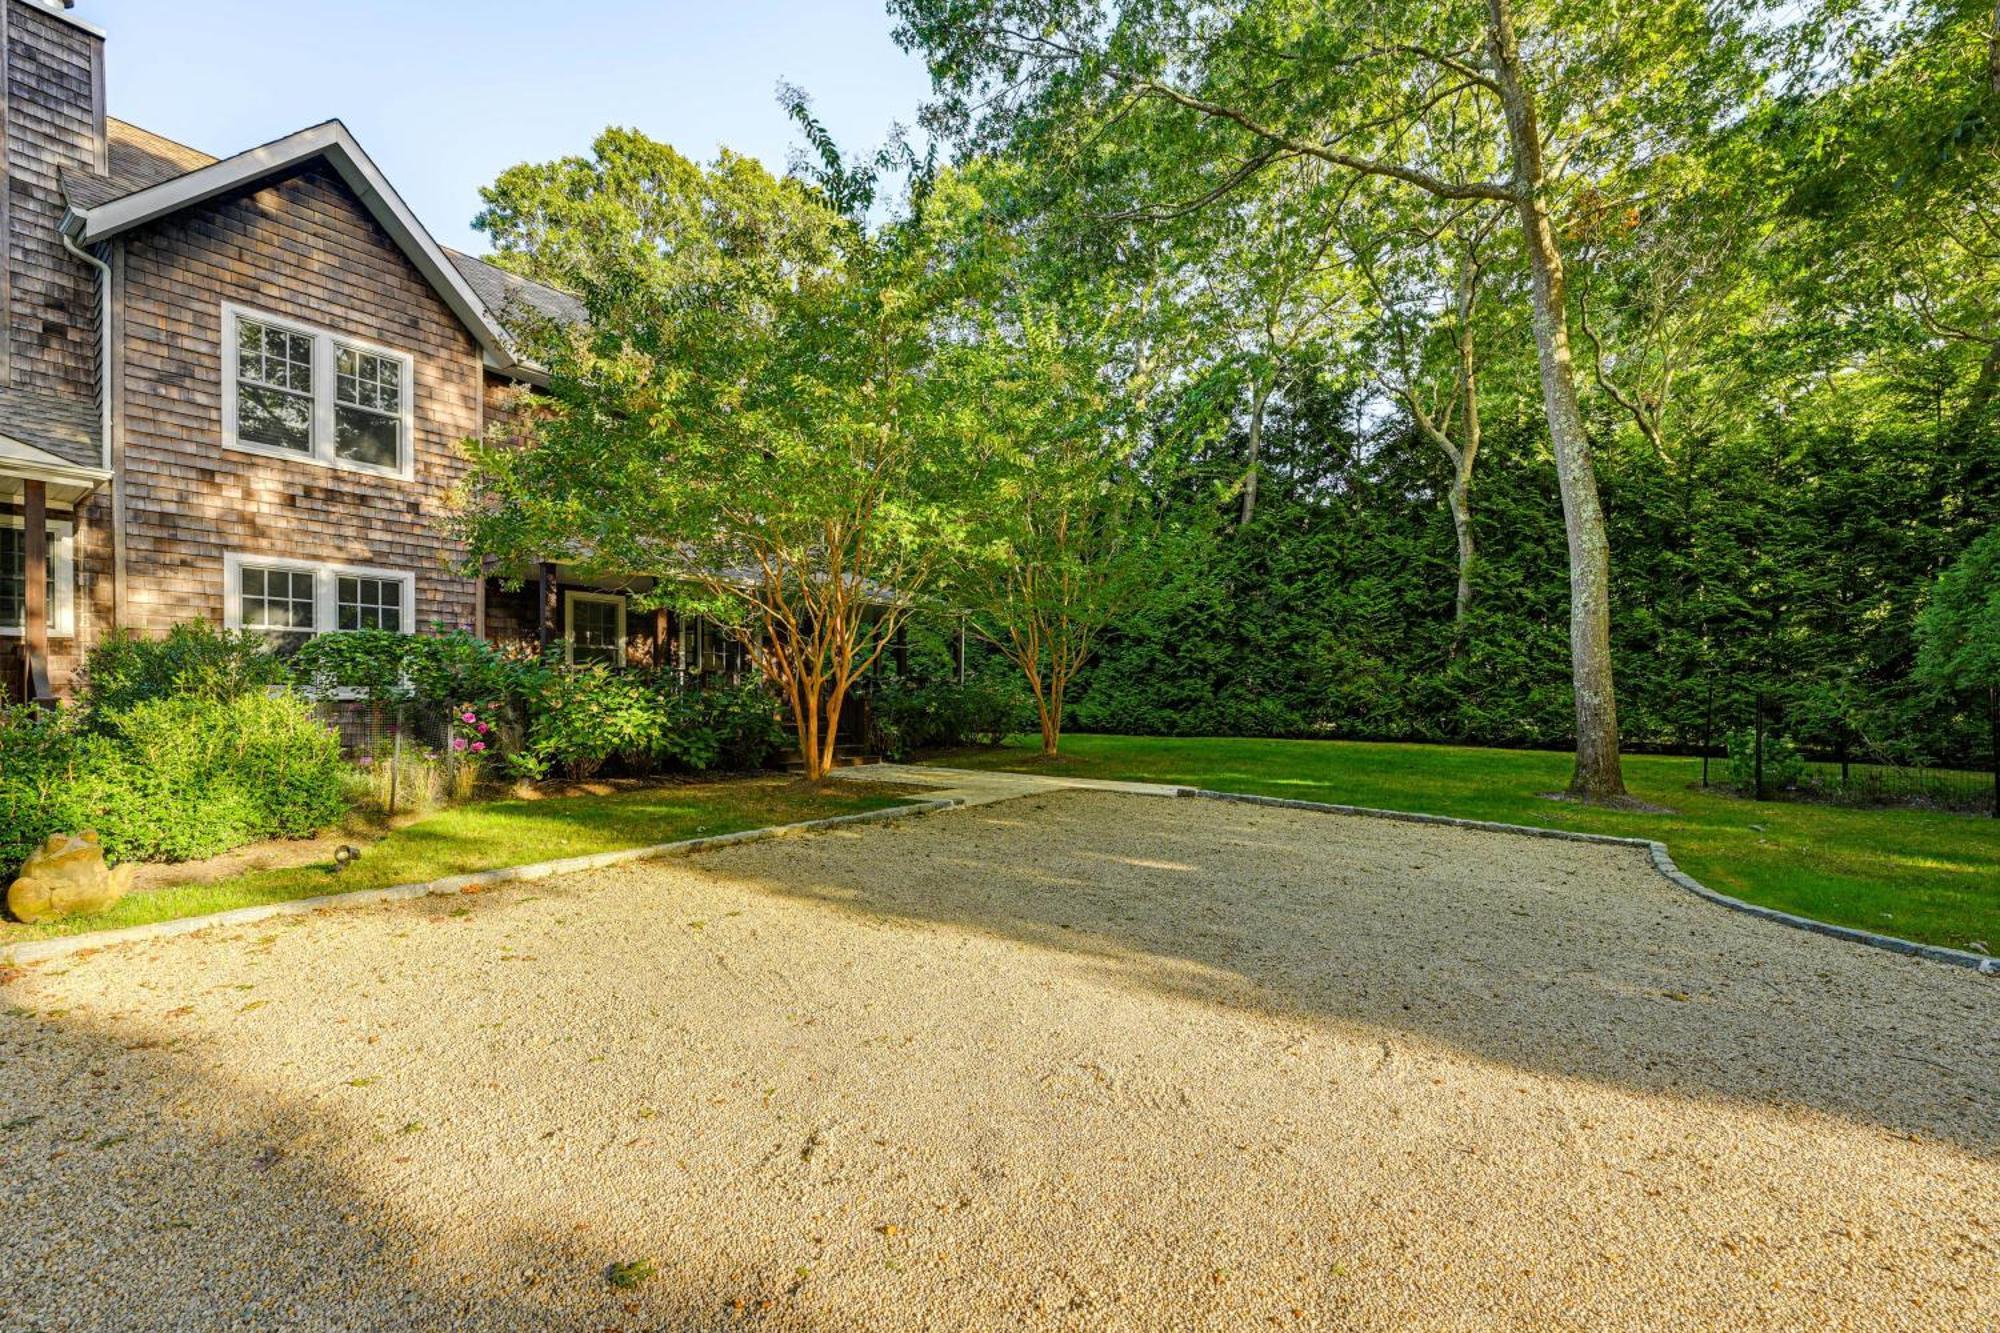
1487, 0, 1626, 797
1240, 366, 1273, 530
1990, 0, 2000, 95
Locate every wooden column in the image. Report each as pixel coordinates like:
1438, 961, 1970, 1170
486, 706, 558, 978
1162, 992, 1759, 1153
21, 480, 51, 703
536, 561, 557, 655
653, 606, 671, 671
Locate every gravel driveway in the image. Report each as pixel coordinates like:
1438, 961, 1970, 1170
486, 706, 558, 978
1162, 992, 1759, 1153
2, 791, 1994, 1331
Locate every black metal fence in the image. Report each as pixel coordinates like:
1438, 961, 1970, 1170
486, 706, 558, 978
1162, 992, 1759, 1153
1694, 686, 1998, 817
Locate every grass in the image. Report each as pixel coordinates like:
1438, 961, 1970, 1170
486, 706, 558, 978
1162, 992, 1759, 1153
0, 778, 905, 946
928, 735, 2000, 952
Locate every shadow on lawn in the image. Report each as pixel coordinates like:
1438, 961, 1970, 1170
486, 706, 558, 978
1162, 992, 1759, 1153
0, 1005, 833, 1330
725, 790, 2000, 1159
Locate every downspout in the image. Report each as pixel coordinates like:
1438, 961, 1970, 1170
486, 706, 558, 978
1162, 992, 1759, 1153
62, 216, 123, 630
59, 223, 111, 469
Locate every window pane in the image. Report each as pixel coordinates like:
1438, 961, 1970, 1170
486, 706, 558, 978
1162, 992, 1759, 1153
238, 384, 313, 452
1, 527, 60, 630
335, 574, 404, 634
571, 598, 622, 665
239, 564, 316, 648
335, 405, 399, 468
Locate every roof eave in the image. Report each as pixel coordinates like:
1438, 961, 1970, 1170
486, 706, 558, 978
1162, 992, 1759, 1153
66, 121, 532, 376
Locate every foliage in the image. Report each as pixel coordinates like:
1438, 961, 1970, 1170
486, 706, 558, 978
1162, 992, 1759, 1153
1725, 728, 1806, 795
872, 677, 1035, 758
289, 628, 529, 711
462, 127, 981, 781
519, 665, 664, 781
1916, 528, 2000, 696
79, 622, 291, 717
0, 691, 344, 880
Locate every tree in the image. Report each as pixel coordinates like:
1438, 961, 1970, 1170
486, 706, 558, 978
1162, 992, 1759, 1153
457, 130, 973, 781
893, 0, 1762, 797
1917, 528, 2000, 814
948, 301, 1173, 756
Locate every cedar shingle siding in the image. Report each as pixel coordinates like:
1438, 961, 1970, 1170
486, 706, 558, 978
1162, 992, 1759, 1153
5, 0, 105, 466
117, 161, 483, 635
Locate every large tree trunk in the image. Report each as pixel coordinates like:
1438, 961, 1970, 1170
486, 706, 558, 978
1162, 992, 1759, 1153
1487, 0, 1626, 798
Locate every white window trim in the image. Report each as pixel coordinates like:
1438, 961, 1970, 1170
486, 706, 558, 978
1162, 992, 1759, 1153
0, 515, 75, 638
222, 552, 416, 640
220, 302, 416, 481
564, 590, 627, 666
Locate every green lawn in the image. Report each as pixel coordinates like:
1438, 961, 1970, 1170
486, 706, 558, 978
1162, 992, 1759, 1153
929, 735, 1999, 952
1, 778, 905, 946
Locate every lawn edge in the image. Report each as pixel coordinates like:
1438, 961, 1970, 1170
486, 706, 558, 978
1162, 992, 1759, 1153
0, 798, 964, 968
1179, 789, 1999, 975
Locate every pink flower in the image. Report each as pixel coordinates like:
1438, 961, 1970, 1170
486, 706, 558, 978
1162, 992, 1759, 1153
356, 755, 374, 768
451, 737, 469, 752
475, 721, 490, 734
471, 741, 486, 753
462, 712, 478, 725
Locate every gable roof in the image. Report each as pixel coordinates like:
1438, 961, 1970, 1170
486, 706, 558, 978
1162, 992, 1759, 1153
59, 119, 578, 382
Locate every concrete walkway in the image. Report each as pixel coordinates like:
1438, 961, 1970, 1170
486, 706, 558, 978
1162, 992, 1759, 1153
830, 761, 1181, 807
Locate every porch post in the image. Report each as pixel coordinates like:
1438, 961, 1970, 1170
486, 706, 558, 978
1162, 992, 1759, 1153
653, 606, 670, 671
893, 621, 908, 677
22, 480, 51, 702
536, 561, 557, 655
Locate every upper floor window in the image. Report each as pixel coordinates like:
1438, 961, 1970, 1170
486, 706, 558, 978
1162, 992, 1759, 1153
0, 519, 74, 637
223, 304, 414, 479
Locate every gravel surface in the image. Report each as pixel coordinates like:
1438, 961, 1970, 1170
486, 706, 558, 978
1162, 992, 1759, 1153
1, 790, 1994, 1331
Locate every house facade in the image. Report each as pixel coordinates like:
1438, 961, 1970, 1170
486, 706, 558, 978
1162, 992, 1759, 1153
0, 0, 692, 702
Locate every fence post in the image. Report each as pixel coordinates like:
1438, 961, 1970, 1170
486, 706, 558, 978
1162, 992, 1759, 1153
1753, 691, 1767, 801
1701, 675, 1715, 788
1990, 685, 1998, 819
389, 702, 404, 817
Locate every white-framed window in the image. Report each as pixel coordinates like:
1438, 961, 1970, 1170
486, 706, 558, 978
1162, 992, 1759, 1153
565, 590, 626, 667
222, 303, 414, 479
223, 552, 415, 651
0, 516, 74, 638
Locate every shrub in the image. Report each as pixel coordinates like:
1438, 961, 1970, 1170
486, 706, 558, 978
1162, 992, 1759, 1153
678, 681, 786, 771
88, 692, 346, 862
872, 678, 1033, 758
79, 622, 289, 716
290, 627, 534, 710
522, 665, 666, 780
0, 703, 109, 877
1725, 728, 1806, 795
0, 692, 345, 881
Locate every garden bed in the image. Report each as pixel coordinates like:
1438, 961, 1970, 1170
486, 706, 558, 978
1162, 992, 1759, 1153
0, 777, 907, 945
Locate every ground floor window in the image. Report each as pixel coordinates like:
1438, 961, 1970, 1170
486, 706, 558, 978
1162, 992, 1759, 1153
680, 616, 748, 684
565, 590, 627, 667
224, 553, 413, 651
0, 518, 74, 636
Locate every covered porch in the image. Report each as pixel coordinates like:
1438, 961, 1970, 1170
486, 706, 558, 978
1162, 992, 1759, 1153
1, 438, 109, 705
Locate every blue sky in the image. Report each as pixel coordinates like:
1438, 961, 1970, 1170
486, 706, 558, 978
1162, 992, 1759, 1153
84, 0, 934, 253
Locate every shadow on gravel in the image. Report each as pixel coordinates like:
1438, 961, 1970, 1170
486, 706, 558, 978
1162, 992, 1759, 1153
726, 790, 2000, 1159
0, 1008, 818, 1330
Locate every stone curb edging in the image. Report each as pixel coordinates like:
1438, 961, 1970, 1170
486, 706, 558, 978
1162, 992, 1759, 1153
1176, 788, 1999, 975
0, 799, 964, 969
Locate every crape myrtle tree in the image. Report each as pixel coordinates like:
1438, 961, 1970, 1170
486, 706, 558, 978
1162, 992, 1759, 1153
945, 295, 1178, 757
892, 0, 1767, 799
456, 128, 978, 782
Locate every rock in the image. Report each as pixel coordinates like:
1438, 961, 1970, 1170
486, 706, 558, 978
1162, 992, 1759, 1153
6, 831, 135, 924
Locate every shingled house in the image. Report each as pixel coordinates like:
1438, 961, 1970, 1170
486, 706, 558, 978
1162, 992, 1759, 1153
0, 0, 716, 703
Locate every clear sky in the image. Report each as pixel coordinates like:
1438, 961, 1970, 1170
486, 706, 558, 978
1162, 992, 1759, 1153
83, 0, 934, 254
